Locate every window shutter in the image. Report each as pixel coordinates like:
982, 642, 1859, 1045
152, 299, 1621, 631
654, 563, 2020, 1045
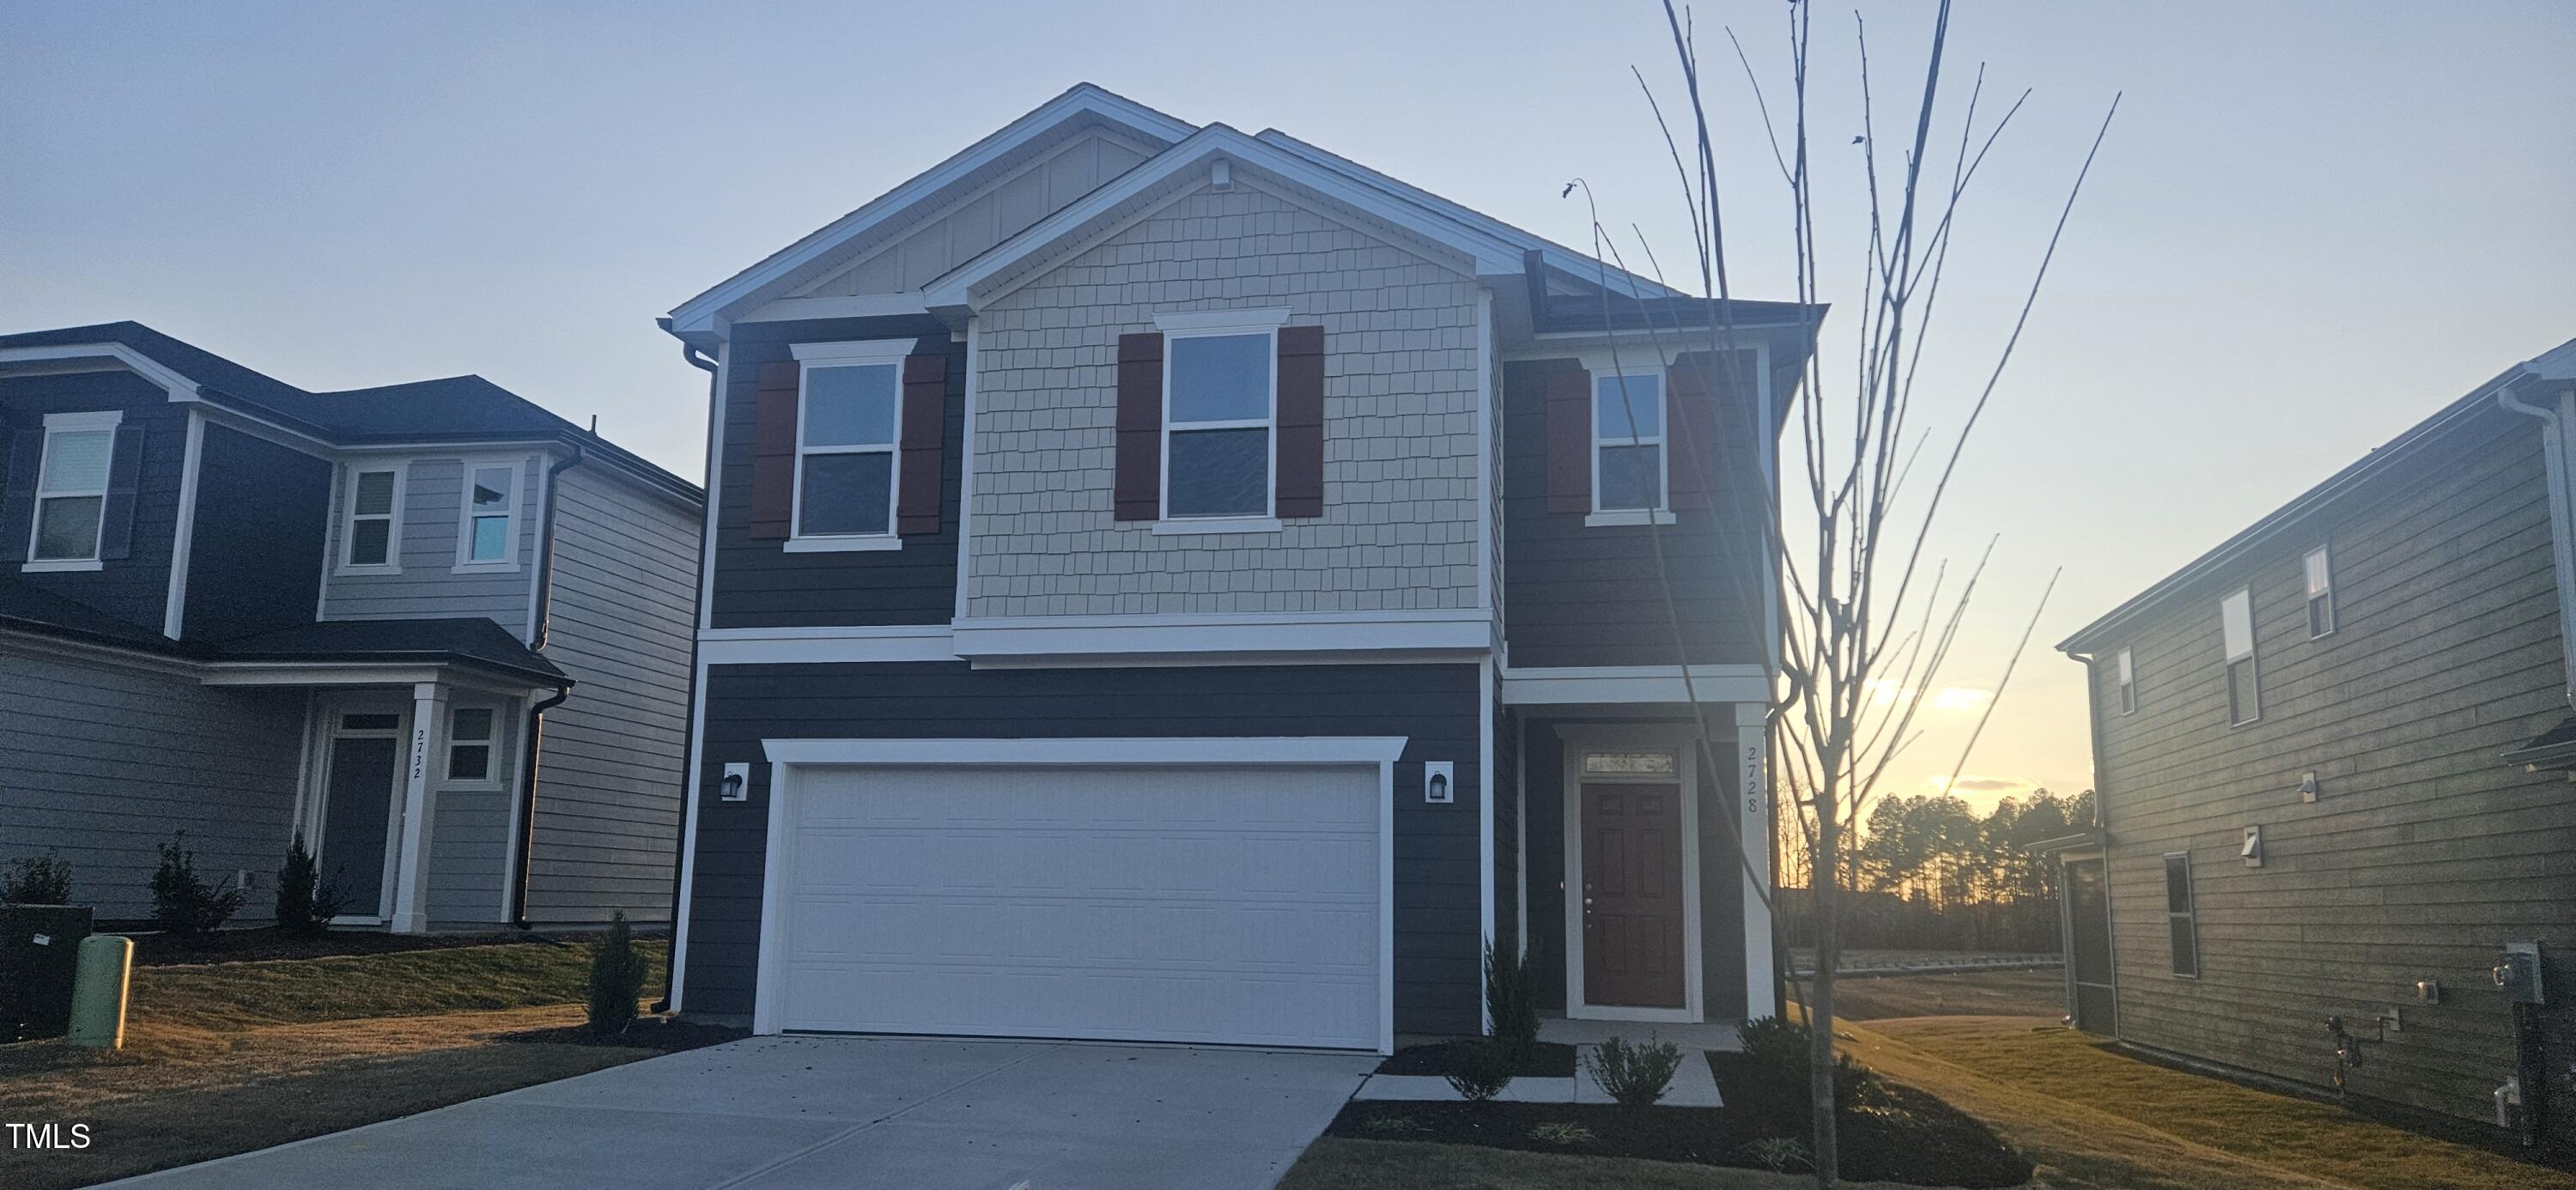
97, 422, 147, 561
1668, 349, 1750, 511
749, 361, 799, 540
0, 427, 38, 562
1115, 332, 1163, 522
1545, 368, 1591, 513
897, 353, 948, 535
1275, 325, 1325, 519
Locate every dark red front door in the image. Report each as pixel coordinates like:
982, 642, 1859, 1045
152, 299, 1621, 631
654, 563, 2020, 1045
1581, 783, 1686, 1008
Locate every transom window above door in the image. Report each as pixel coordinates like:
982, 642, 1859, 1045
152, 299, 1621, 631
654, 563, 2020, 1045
1163, 329, 1276, 519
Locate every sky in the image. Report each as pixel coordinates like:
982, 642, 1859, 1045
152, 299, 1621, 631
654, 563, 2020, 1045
6, 2, 2572, 816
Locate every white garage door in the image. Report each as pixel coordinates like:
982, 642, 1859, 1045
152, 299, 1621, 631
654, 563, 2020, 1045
769, 762, 1383, 1050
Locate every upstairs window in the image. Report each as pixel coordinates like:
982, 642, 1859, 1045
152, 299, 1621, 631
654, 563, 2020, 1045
446, 707, 495, 784
2163, 852, 2200, 977
796, 358, 901, 537
2115, 647, 2136, 715
1594, 371, 1666, 513
30, 412, 118, 564
1163, 330, 1275, 519
2304, 546, 2336, 638
343, 467, 402, 570
458, 463, 519, 568
2221, 587, 2259, 726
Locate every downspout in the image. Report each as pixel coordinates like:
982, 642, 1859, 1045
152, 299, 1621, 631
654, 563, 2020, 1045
508, 440, 587, 928
651, 338, 721, 1011
2495, 377, 2576, 708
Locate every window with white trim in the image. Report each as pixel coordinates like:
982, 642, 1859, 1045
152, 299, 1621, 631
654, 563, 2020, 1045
2221, 587, 2259, 726
446, 707, 495, 784
1163, 329, 1275, 519
796, 357, 902, 538
458, 463, 519, 567
2163, 852, 2199, 978
29, 412, 118, 563
2115, 647, 2136, 715
1594, 370, 1666, 513
343, 467, 402, 569
2304, 545, 2335, 638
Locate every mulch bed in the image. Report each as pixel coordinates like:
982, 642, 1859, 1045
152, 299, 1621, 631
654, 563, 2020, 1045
1322, 1052, 2032, 1187
124, 926, 664, 968
1377, 1040, 1579, 1078
495, 1016, 748, 1052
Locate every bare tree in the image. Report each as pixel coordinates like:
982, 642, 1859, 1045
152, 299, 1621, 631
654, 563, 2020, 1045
1570, 3, 2117, 1184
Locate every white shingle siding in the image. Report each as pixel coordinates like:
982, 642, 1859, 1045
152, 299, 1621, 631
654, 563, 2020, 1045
965, 183, 1485, 617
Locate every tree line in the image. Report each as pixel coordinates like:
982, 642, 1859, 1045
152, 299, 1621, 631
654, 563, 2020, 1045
1778, 789, 2096, 955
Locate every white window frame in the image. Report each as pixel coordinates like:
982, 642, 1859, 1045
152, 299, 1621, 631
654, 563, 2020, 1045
337, 462, 407, 575
1154, 308, 1288, 533
452, 457, 529, 573
24, 410, 122, 573
786, 338, 913, 553
1589, 366, 1672, 526
2162, 851, 2200, 979
2115, 647, 2136, 715
443, 703, 501, 787
2304, 544, 2336, 639
2221, 586, 2259, 726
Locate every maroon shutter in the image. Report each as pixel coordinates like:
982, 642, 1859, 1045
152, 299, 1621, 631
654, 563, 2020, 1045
749, 361, 799, 539
897, 353, 947, 535
1275, 325, 1325, 519
1115, 332, 1163, 522
1545, 367, 1592, 513
1667, 349, 1748, 511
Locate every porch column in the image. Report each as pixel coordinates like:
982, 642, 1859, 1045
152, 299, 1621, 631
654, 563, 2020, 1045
1736, 701, 1776, 1018
387, 681, 446, 934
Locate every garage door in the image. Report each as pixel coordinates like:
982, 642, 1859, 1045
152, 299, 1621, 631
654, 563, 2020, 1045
769, 762, 1383, 1050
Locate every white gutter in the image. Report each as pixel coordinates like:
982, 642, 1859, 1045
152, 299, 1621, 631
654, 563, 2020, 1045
2496, 374, 2576, 708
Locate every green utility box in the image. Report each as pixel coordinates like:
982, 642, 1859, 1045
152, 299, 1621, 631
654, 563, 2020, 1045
69, 934, 132, 1050
0, 903, 92, 1041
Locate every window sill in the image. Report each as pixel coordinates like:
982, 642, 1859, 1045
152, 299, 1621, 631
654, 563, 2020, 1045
450, 561, 521, 575
1584, 509, 1677, 527
337, 563, 402, 578
1151, 516, 1284, 537
21, 558, 103, 574
784, 535, 903, 553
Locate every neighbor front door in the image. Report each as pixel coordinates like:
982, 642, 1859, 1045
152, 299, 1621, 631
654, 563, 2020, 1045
1580, 783, 1687, 1009
2064, 857, 2117, 1033
319, 711, 405, 919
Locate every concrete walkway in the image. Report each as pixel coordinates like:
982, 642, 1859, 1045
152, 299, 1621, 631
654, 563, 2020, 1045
109, 1036, 1377, 1190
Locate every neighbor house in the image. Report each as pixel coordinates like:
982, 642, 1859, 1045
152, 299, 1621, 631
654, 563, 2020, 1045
2047, 337, 2576, 1144
658, 84, 1819, 1052
0, 323, 701, 933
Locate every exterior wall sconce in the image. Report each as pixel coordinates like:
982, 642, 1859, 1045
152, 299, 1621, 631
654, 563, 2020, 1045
2241, 824, 2264, 867
1424, 761, 1455, 804
2299, 771, 2320, 802
719, 762, 750, 803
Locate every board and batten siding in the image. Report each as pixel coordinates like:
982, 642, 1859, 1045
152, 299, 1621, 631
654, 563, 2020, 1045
2089, 405, 2576, 1132
682, 661, 1485, 1035
963, 181, 1484, 618
319, 455, 541, 632
0, 370, 187, 633
182, 423, 332, 641
0, 644, 305, 920
522, 464, 700, 924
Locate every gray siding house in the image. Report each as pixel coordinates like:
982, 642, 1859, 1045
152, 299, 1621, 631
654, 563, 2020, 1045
660, 84, 1819, 1050
0, 323, 701, 932
2049, 337, 2576, 1145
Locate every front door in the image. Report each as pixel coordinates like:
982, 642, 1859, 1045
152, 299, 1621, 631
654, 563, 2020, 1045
1580, 783, 1686, 1009
318, 711, 405, 919
2064, 857, 2117, 1033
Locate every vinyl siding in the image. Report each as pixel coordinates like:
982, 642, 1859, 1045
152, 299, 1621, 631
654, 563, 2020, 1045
0, 370, 186, 633
0, 643, 305, 921
319, 455, 541, 633
522, 464, 699, 923
680, 662, 1484, 1035
182, 423, 332, 641
426, 700, 518, 924
2088, 405, 2576, 1135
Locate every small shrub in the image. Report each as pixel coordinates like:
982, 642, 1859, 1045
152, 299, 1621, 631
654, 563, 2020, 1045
272, 834, 345, 938
151, 834, 245, 941
1529, 1120, 1595, 1146
1585, 1034, 1684, 1108
1741, 1136, 1813, 1173
1484, 934, 1539, 1046
585, 912, 650, 1037
2, 853, 72, 904
1740, 1014, 1882, 1108
1441, 1037, 1521, 1102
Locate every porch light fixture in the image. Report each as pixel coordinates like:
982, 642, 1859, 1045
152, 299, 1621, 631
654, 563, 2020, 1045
719, 762, 750, 803
1424, 761, 1454, 804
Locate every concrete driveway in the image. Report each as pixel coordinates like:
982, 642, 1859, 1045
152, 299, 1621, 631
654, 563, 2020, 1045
112, 1036, 1376, 1190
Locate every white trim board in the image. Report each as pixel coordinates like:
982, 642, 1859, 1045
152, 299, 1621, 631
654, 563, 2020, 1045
161, 410, 208, 639
0, 343, 201, 401
1500, 665, 1768, 706
951, 608, 1494, 660
697, 623, 957, 665
1558, 722, 1705, 1024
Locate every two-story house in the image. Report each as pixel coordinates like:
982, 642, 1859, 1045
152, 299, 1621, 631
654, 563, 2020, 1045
2047, 337, 2576, 1144
659, 85, 1819, 1052
0, 322, 702, 934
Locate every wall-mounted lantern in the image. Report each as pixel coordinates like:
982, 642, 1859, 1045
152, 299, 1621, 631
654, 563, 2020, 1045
2241, 824, 2264, 867
2298, 771, 2321, 802
1424, 761, 1455, 804
719, 762, 750, 803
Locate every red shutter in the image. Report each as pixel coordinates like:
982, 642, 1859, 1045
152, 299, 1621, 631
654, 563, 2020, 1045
1667, 349, 1748, 511
1545, 367, 1592, 513
1115, 332, 1163, 522
1275, 325, 1325, 519
897, 353, 947, 535
749, 361, 799, 540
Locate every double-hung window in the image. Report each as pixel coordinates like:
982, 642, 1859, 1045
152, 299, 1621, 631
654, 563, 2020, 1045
2221, 587, 2259, 726
456, 461, 520, 569
342, 466, 403, 570
1594, 370, 1668, 519
28, 411, 119, 567
2115, 647, 2136, 715
1161, 322, 1277, 520
446, 707, 496, 784
790, 340, 908, 543
2163, 852, 2200, 977
2304, 545, 2336, 638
